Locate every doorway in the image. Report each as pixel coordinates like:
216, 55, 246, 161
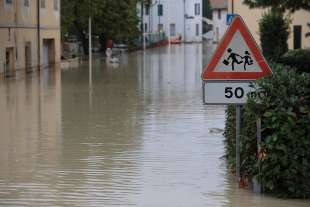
170, 23, 176, 37
293, 25, 302, 49
25, 42, 32, 72
5, 47, 15, 77
43, 39, 55, 68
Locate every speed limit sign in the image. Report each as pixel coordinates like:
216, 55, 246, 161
201, 16, 272, 105
202, 81, 257, 104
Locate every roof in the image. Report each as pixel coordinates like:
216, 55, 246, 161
210, 0, 228, 10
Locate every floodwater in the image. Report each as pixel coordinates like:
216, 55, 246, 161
0, 44, 309, 207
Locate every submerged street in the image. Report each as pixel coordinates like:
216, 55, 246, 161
0, 44, 309, 206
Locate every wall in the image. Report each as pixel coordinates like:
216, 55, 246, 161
0, 0, 61, 75
212, 8, 228, 43
228, 0, 310, 49
184, 0, 203, 42
139, 0, 202, 43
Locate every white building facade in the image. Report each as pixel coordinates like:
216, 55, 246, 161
210, 0, 228, 43
138, 0, 202, 43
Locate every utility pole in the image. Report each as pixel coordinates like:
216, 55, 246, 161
141, 2, 146, 50
89, 0, 92, 81
236, 105, 241, 180
88, 0, 93, 109
37, 0, 41, 69
183, 0, 186, 42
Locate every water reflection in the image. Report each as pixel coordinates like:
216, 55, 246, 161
60, 56, 144, 206
0, 67, 62, 205
0, 44, 309, 206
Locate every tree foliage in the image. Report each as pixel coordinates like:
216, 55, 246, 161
61, 0, 141, 54
243, 0, 310, 12
279, 49, 310, 73
224, 63, 310, 198
203, 0, 212, 19
259, 10, 290, 61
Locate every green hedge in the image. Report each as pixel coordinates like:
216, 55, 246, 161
224, 63, 310, 198
278, 49, 310, 73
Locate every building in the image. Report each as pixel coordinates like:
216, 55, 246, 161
138, 0, 202, 43
0, 0, 61, 76
210, 0, 228, 43
228, 0, 310, 49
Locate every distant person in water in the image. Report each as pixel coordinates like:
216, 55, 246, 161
223, 48, 243, 71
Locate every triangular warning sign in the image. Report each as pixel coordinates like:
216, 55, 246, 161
202, 15, 272, 80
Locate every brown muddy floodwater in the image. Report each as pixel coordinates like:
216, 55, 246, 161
0, 44, 309, 207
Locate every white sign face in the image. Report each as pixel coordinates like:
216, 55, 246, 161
203, 81, 259, 104
214, 31, 261, 73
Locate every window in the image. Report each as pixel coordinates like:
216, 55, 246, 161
5, 0, 13, 9
145, 5, 150, 16
24, 0, 30, 7
40, 0, 45, 9
218, 9, 221, 19
158, 4, 163, 16
158, 24, 163, 32
195, 3, 200, 16
54, 0, 59, 11
144, 23, 148, 32
196, 24, 200, 36
170, 24, 176, 36
293, 25, 302, 49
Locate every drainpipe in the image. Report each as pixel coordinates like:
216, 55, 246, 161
232, 0, 234, 13
37, 0, 41, 69
149, 3, 151, 33
158, 0, 161, 33
14, 0, 17, 58
150, 2, 152, 33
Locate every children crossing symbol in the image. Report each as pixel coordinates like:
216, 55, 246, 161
223, 48, 254, 71
201, 15, 272, 80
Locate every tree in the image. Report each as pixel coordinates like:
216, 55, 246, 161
61, 0, 141, 55
243, 0, 310, 12
259, 9, 290, 61
203, 0, 212, 19
202, 0, 212, 34
96, 0, 141, 51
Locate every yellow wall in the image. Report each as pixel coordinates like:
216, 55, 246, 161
228, 0, 310, 49
0, 0, 61, 75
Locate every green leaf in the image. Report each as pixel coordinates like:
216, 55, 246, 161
263, 111, 273, 117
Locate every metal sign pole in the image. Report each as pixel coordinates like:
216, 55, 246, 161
202, 81, 206, 104
236, 105, 241, 179
254, 118, 262, 193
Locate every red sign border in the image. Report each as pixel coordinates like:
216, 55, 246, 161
202, 16, 272, 80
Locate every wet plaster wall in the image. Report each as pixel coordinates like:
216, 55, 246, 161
0, 0, 61, 74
